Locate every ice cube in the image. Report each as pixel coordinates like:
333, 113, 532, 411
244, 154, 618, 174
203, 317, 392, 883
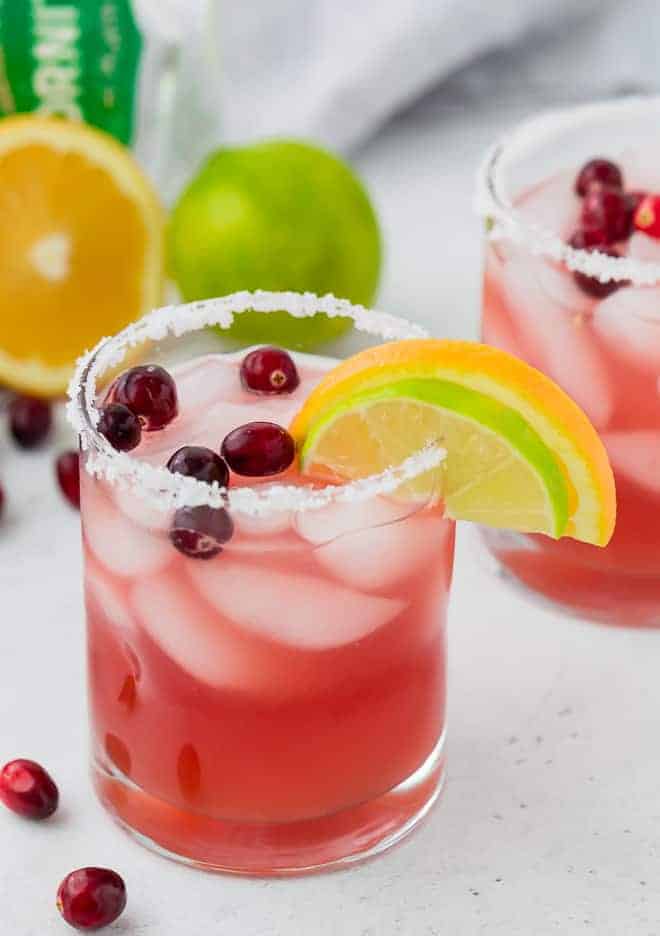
516, 170, 581, 240
86, 564, 135, 633
312, 514, 454, 592
502, 255, 613, 428
115, 487, 172, 531
187, 558, 406, 649
602, 430, 660, 493
233, 509, 293, 537
174, 353, 241, 414
83, 493, 171, 578
131, 574, 263, 690
594, 287, 660, 372
295, 496, 416, 546
185, 397, 300, 450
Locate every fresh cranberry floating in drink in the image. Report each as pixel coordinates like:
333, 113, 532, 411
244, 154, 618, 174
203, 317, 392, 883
580, 185, 631, 243
0, 759, 58, 819
167, 446, 229, 487
97, 403, 141, 452
221, 421, 296, 476
240, 346, 300, 394
575, 157, 623, 196
108, 364, 178, 430
169, 505, 234, 559
633, 194, 660, 239
572, 245, 624, 298
56, 868, 126, 931
56, 451, 81, 508
9, 395, 51, 449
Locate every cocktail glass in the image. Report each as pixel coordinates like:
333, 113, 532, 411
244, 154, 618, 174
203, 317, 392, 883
67, 292, 454, 875
477, 97, 660, 626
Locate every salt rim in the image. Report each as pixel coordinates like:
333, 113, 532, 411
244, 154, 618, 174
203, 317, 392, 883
67, 290, 443, 515
474, 96, 660, 287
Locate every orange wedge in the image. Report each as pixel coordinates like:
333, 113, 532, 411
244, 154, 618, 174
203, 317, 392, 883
0, 115, 165, 396
290, 340, 616, 545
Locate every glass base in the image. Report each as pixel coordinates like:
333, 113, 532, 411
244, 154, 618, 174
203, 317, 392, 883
92, 734, 446, 877
481, 529, 660, 628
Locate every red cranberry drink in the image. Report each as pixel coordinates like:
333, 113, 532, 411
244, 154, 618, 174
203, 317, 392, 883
69, 292, 614, 873
478, 98, 660, 626
69, 293, 452, 874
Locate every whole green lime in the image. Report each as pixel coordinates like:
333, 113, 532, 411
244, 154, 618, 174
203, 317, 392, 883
167, 140, 382, 349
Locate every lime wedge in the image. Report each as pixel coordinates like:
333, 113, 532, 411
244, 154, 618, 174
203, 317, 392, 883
300, 378, 569, 537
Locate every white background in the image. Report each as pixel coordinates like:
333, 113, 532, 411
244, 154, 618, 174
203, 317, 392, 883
2, 62, 660, 936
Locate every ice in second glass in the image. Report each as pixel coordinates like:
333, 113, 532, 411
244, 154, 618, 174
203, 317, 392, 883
71, 295, 454, 874
478, 98, 660, 626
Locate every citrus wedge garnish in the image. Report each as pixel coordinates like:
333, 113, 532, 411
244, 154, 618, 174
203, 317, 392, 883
0, 115, 165, 396
289, 340, 616, 545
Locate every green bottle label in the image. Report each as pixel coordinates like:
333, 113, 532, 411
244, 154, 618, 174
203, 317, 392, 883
0, 0, 142, 145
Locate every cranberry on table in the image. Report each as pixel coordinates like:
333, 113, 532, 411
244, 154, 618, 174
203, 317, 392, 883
221, 421, 296, 477
574, 158, 623, 197
580, 185, 632, 243
170, 505, 234, 559
572, 245, 624, 299
167, 446, 229, 487
57, 867, 126, 931
97, 403, 141, 452
240, 346, 300, 395
0, 759, 58, 819
633, 194, 660, 239
9, 395, 52, 449
109, 364, 178, 431
56, 451, 80, 508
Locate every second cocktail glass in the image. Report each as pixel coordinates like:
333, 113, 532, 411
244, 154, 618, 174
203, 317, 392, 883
478, 97, 660, 626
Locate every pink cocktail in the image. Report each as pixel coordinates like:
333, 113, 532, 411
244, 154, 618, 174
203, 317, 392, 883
478, 98, 660, 626
69, 293, 453, 874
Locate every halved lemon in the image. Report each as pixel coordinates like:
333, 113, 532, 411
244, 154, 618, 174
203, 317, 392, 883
289, 340, 616, 545
0, 115, 165, 396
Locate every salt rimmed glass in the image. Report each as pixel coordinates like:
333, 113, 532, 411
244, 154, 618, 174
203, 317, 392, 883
477, 96, 660, 626
68, 291, 455, 875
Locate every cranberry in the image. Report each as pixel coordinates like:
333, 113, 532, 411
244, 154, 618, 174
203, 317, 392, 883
0, 759, 58, 819
634, 194, 660, 239
0, 482, 4, 519
240, 346, 300, 395
97, 403, 141, 452
57, 867, 126, 931
221, 422, 296, 477
581, 185, 632, 243
167, 446, 229, 487
572, 245, 625, 298
575, 158, 623, 196
170, 505, 234, 559
567, 228, 609, 249
56, 451, 80, 508
9, 395, 51, 448
109, 364, 178, 431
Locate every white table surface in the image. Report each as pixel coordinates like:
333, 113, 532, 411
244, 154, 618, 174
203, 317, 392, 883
2, 87, 660, 936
